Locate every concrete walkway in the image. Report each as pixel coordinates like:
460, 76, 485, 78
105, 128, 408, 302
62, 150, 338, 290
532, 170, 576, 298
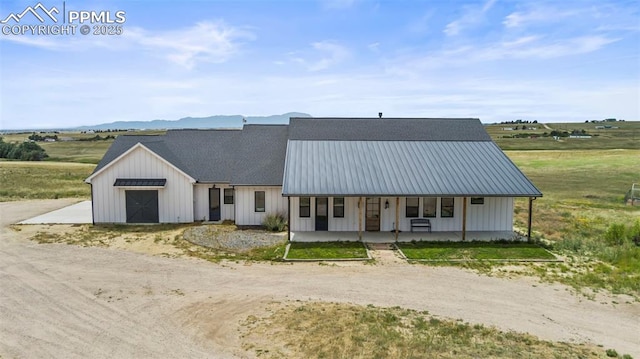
19, 201, 92, 224
366, 242, 406, 265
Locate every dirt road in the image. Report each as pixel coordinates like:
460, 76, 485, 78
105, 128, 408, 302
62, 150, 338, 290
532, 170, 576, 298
1, 200, 638, 358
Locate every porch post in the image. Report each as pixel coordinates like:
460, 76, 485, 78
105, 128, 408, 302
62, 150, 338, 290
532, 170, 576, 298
287, 196, 291, 242
358, 197, 363, 241
527, 197, 535, 242
462, 197, 467, 241
395, 197, 399, 242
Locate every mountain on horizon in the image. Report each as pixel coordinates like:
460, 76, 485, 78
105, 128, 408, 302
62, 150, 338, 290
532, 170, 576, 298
74, 112, 312, 130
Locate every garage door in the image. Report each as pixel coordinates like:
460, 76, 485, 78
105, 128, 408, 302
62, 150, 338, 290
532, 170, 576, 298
125, 190, 159, 223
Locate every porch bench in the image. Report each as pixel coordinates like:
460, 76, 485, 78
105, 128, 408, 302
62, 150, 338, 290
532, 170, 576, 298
410, 218, 432, 233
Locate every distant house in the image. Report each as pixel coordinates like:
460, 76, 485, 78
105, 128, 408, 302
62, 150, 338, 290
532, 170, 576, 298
86, 118, 542, 241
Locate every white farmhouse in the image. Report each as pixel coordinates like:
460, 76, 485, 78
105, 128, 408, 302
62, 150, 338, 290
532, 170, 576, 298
86, 118, 542, 241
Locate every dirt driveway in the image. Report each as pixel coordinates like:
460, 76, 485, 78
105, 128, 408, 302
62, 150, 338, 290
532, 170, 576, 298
1, 200, 639, 358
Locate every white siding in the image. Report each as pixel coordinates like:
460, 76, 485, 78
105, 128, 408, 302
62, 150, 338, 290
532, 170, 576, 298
466, 197, 513, 231
289, 196, 513, 233
234, 186, 287, 226
91, 146, 194, 223
289, 197, 360, 231
193, 184, 235, 222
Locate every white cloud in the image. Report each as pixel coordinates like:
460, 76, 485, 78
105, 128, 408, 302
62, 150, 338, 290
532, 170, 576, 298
124, 21, 254, 69
503, 7, 579, 28
444, 0, 497, 36
0, 21, 254, 69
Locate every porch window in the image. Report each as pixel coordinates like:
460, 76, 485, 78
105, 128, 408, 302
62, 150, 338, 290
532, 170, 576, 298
406, 197, 419, 217
255, 191, 265, 212
299, 197, 311, 217
441, 197, 454, 218
422, 197, 437, 217
224, 188, 234, 204
471, 197, 484, 205
333, 197, 344, 218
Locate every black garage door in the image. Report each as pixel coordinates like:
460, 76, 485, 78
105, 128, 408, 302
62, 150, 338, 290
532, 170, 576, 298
125, 190, 159, 223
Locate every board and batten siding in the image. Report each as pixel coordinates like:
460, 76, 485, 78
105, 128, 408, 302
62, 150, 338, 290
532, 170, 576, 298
289, 197, 360, 231
234, 186, 287, 226
193, 184, 235, 222
289, 196, 514, 233
466, 197, 513, 231
91, 146, 194, 223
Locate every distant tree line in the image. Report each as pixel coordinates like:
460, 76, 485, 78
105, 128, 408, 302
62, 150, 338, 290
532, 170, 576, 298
78, 134, 115, 141
28, 133, 58, 142
0, 137, 48, 161
500, 119, 538, 124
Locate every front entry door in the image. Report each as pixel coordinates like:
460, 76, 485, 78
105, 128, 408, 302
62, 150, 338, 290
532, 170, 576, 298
315, 197, 328, 231
365, 197, 380, 231
209, 188, 221, 221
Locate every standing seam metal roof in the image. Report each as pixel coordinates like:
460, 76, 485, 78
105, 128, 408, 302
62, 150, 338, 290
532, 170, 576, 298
281, 140, 542, 197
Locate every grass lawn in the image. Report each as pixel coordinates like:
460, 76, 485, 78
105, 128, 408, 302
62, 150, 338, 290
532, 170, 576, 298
398, 241, 556, 261
286, 241, 369, 260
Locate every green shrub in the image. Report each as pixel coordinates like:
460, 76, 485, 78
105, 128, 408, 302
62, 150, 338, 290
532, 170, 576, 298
605, 348, 618, 357
627, 220, 640, 246
262, 213, 287, 232
604, 223, 627, 246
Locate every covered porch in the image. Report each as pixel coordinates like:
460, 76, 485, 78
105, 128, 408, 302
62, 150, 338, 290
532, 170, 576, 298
290, 230, 520, 243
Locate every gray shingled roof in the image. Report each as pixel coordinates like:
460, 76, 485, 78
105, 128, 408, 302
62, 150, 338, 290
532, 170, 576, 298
163, 129, 242, 182
231, 125, 289, 185
90, 127, 288, 185
288, 118, 491, 141
92, 135, 164, 174
282, 141, 541, 197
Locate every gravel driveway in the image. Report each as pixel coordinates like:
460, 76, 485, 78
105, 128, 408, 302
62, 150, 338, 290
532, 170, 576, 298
1, 200, 639, 358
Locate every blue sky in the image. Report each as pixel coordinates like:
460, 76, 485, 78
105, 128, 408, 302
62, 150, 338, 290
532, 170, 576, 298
0, 0, 638, 129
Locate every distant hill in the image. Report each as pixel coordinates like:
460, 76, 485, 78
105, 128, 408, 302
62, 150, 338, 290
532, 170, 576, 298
74, 112, 312, 130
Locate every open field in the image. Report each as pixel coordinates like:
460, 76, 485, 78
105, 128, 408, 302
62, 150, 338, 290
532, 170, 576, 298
488, 121, 640, 150
0, 161, 94, 201
506, 149, 640, 297
1, 121, 637, 165
508, 150, 639, 240
1, 130, 165, 164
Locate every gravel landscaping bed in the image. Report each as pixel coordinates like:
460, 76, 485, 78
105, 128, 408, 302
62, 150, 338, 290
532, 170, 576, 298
183, 225, 286, 252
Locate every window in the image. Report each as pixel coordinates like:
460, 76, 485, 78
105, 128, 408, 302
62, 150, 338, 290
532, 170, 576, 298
299, 197, 310, 217
406, 197, 419, 217
470, 197, 484, 205
224, 188, 234, 204
422, 197, 437, 217
441, 197, 454, 218
254, 191, 265, 212
333, 197, 344, 218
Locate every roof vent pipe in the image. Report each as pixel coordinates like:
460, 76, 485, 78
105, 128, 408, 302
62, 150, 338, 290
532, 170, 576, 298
378, 112, 382, 119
